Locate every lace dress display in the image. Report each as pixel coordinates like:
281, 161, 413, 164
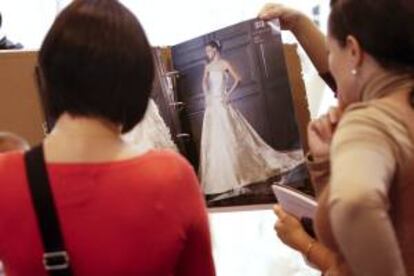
124, 99, 178, 153
200, 69, 303, 195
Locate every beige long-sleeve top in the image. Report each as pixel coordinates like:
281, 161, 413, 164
310, 73, 414, 276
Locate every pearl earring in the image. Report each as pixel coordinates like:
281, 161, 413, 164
351, 69, 358, 75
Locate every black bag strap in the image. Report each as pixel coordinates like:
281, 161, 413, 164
24, 145, 73, 276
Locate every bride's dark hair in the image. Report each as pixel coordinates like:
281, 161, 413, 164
206, 40, 222, 52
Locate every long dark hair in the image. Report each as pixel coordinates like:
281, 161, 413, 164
206, 40, 222, 53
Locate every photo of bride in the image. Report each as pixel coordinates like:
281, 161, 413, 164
171, 18, 309, 207
200, 40, 303, 198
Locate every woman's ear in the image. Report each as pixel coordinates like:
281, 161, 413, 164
345, 35, 364, 69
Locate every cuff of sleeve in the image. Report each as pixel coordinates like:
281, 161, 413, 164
306, 152, 330, 195
306, 152, 330, 172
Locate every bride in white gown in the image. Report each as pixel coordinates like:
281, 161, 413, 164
200, 40, 303, 195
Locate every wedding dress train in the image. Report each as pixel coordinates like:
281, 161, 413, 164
200, 70, 303, 195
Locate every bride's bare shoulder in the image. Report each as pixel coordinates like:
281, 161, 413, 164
207, 60, 228, 71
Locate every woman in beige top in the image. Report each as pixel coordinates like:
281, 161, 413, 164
260, 1, 414, 275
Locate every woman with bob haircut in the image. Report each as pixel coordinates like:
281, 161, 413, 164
0, 0, 215, 275
260, 0, 414, 275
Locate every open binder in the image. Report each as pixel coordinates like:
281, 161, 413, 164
149, 18, 312, 208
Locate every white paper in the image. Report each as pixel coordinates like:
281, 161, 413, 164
272, 184, 317, 219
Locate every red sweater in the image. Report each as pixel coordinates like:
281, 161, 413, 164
0, 150, 215, 276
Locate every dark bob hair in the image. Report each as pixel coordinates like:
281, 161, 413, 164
38, 0, 154, 133
329, 0, 414, 74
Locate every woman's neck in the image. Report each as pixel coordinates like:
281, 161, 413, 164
49, 113, 121, 140
43, 113, 138, 163
210, 55, 220, 63
349, 55, 414, 103
360, 71, 414, 102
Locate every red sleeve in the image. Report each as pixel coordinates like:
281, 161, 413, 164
173, 158, 216, 276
